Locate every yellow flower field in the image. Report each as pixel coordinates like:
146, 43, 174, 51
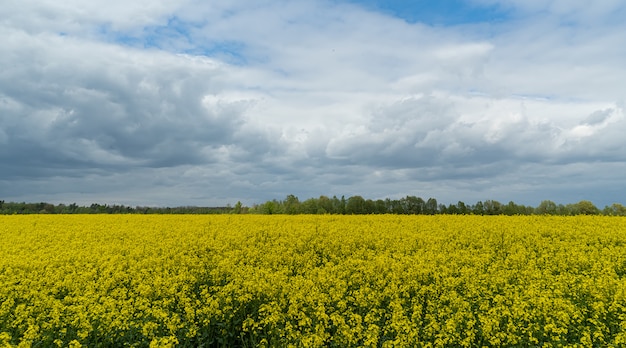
1, 215, 625, 347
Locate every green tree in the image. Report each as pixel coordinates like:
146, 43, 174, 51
346, 196, 366, 214
536, 200, 557, 215
283, 195, 301, 214
446, 203, 459, 214
331, 196, 343, 214
604, 203, 626, 216
231, 201, 243, 214
576, 200, 599, 215
456, 201, 468, 214
374, 199, 388, 214
301, 198, 319, 214
405, 196, 425, 214
318, 196, 333, 214
259, 200, 282, 214
483, 200, 503, 215
386, 198, 404, 214
502, 201, 519, 215
425, 198, 438, 215
473, 201, 484, 215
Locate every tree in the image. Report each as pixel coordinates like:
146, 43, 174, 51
473, 201, 484, 215
604, 203, 626, 216
446, 203, 459, 214
301, 198, 319, 214
563, 203, 578, 215
483, 200, 503, 215
456, 201, 468, 214
536, 200, 557, 215
231, 201, 243, 214
335, 196, 347, 214
331, 196, 344, 214
374, 199, 388, 214
425, 198, 438, 215
405, 196, 425, 214
364, 199, 376, 214
318, 196, 333, 214
346, 196, 366, 214
258, 200, 282, 214
386, 198, 404, 214
283, 195, 301, 214
576, 200, 599, 215
503, 201, 519, 215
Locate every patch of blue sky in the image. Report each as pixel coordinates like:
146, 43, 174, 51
188, 41, 250, 65
98, 18, 249, 65
95, 23, 155, 49
342, 0, 511, 25
97, 17, 191, 50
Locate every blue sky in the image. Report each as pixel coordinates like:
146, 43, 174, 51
346, 0, 509, 25
1, 0, 626, 207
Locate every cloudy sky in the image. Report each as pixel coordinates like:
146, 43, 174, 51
1, 0, 625, 207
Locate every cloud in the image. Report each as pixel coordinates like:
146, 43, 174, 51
0, 29, 273, 175
1, 0, 626, 207
2, 0, 186, 35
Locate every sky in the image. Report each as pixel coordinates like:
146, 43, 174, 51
1, 0, 625, 208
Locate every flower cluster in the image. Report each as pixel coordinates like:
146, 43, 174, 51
1, 215, 625, 347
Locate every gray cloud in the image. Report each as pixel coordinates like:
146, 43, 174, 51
322, 95, 626, 172
0, 31, 277, 180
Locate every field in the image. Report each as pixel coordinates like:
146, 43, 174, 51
1, 215, 626, 347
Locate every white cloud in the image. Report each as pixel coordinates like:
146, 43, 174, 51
2, 0, 186, 34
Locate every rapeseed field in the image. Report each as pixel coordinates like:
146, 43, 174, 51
1, 215, 625, 347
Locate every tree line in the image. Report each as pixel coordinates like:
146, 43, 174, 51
3, 196, 625, 215
248, 195, 626, 216
0, 201, 230, 215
